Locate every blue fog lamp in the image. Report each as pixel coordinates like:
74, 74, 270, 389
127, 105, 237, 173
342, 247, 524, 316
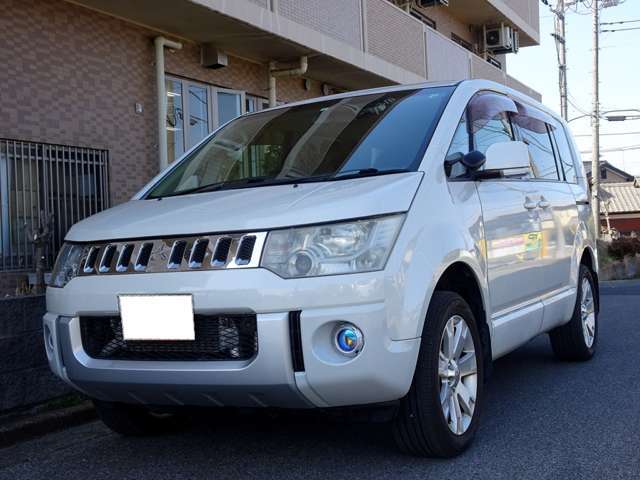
334, 324, 364, 357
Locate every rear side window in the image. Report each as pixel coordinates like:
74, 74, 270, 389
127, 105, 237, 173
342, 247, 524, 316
551, 124, 578, 183
517, 123, 559, 181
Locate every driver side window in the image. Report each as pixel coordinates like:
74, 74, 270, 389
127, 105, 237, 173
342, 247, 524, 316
446, 92, 516, 179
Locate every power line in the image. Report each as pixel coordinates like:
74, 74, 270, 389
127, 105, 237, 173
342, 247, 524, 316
602, 27, 640, 32
600, 19, 640, 25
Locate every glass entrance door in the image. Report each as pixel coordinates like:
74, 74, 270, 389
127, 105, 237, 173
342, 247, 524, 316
215, 89, 245, 126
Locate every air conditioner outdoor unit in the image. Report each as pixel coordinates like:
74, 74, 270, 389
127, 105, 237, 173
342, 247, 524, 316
415, 0, 449, 7
485, 23, 519, 54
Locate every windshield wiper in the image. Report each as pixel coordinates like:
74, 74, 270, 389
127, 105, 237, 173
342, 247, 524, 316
152, 168, 411, 199
296, 168, 410, 183
155, 176, 272, 199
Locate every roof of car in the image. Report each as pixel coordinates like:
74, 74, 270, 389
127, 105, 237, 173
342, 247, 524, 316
258, 79, 562, 128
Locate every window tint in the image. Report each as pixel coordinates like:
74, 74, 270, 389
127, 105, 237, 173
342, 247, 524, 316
148, 87, 455, 198
551, 124, 577, 183
445, 92, 516, 179
467, 92, 516, 155
518, 123, 559, 180
445, 115, 471, 178
473, 113, 513, 154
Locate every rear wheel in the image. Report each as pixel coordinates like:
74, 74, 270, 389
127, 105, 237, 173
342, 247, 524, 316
393, 291, 484, 457
549, 265, 598, 361
93, 400, 184, 436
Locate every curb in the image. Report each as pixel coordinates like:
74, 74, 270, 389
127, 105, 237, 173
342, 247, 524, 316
0, 401, 96, 448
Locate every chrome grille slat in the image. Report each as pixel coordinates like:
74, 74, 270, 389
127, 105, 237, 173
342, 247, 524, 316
116, 244, 134, 272
189, 239, 209, 269
211, 237, 232, 267
168, 240, 187, 269
235, 235, 256, 266
99, 245, 117, 273
135, 242, 153, 272
83, 246, 100, 273
76, 232, 267, 276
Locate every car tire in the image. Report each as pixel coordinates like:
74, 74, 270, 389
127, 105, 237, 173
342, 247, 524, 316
93, 400, 184, 436
393, 291, 484, 458
549, 265, 598, 361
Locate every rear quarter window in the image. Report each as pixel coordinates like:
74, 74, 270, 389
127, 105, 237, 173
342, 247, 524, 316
551, 124, 578, 183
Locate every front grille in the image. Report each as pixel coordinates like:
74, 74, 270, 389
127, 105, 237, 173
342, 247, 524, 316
80, 315, 258, 361
75, 231, 267, 276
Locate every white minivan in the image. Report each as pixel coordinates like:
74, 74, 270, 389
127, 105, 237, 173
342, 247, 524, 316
45, 80, 598, 457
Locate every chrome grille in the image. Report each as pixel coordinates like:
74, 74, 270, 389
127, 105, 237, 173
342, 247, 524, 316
76, 232, 266, 276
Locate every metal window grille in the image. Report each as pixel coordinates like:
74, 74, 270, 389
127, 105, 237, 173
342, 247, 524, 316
0, 139, 110, 271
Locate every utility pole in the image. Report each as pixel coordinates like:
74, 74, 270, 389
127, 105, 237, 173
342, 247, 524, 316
553, 0, 569, 120
591, 0, 601, 237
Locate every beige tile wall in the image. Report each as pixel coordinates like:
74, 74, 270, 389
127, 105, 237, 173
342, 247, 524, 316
0, 0, 324, 207
278, 0, 363, 49
365, 0, 426, 77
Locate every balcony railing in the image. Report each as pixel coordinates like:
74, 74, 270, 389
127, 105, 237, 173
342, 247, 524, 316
0, 139, 110, 271
268, 0, 540, 99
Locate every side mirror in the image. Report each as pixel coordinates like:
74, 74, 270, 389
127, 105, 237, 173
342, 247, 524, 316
444, 151, 486, 176
483, 141, 530, 174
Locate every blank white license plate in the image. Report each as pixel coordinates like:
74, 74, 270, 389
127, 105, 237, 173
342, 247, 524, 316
118, 295, 195, 341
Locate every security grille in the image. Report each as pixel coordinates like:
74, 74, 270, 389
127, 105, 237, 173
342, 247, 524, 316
0, 139, 110, 271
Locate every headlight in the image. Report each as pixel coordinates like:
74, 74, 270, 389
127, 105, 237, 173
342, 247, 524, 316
261, 214, 405, 278
50, 243, 84, 288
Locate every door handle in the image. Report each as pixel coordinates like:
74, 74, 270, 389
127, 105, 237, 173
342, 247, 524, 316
524, 197, 537, 210
538, 197, 551, 209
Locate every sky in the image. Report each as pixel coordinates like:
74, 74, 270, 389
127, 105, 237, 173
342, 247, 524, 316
508, 0, 640, 176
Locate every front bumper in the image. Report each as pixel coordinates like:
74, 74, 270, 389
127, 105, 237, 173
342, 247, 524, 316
44, 269, 421, 409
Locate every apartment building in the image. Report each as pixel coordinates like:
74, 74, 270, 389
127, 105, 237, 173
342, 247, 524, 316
0, 0, 540, 293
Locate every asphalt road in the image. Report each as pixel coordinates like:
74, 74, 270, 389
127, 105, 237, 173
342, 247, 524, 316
1, 281, 639, 480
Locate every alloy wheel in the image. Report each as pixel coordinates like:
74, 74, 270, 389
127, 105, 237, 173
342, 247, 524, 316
581, 278, 596, 348
438, 315, 478, 436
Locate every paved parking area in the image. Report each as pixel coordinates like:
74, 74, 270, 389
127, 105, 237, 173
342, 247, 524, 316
1, 281, 638, 480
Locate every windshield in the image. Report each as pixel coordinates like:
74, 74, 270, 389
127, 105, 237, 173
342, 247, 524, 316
147, 86, 454, 198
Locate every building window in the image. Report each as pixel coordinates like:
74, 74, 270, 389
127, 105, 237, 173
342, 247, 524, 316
246, 95, 270, 113
166, 77, 265, 162
486, 56, 503, 70
165, 78, 184, 162
187, 84, 209, 148
601, 167, 608, 180
410, 8, 436, 30
216, 89, 244, 126
451, 33, 474, 53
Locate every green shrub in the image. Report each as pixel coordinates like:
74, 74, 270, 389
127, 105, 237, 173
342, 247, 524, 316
607, 237, 640, 261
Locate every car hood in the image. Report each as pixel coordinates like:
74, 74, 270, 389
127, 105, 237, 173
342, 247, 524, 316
66, 172, 423, 242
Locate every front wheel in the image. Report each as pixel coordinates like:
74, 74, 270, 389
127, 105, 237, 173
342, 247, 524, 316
549, 265, 598, 361
393, 291, 484, 458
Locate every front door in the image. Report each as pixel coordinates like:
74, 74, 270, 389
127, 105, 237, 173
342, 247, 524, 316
445, 91, 546, 357
477, 180, 546, 315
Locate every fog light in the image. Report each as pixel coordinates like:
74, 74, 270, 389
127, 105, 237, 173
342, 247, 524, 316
334, 324, 363, 357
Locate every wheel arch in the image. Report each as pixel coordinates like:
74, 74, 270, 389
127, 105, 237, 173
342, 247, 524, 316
429, 261, 493, 379
580, 246, 600, 314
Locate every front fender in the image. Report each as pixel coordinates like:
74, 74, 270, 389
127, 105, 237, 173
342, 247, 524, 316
383, 181, 489, 340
